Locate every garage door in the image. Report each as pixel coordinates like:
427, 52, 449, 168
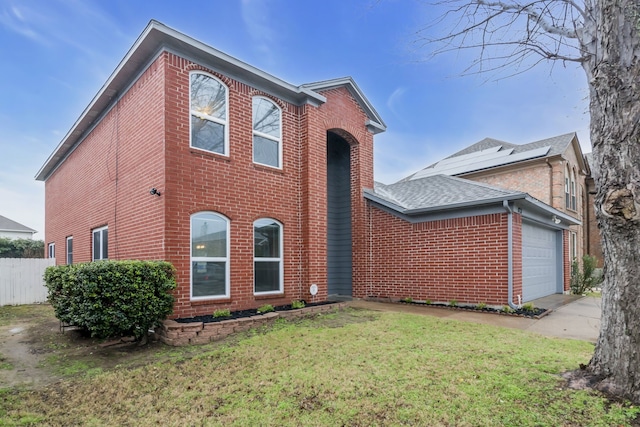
522, 221, 560, 302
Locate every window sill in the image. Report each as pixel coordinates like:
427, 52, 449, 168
190, 149, 231, 163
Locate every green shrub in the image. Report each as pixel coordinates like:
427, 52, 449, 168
257, 304, 274, 314
449, 299, 458, 307
400, 297, 413, 303
522, 303, 535, 313
213, 309, 231, 318
291, 300, 305, 309
476, 302, 487, 310
44, 260, 176, 341
502, 305, 514, 314
570, 255, 603, 295
425, 299, 432, 305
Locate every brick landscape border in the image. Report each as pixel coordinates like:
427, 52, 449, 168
154, 302, 348, 346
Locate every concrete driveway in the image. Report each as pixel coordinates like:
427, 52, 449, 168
349, 295, 602, 342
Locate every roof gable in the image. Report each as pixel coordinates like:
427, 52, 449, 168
36, 20, 384, 181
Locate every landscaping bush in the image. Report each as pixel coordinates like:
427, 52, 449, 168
44, 260, 176, 341
570, 254, 603, 295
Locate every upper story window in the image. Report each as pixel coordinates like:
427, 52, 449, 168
252, 97, 282, 168
190, 72, 228, 155
191, 212, 229, 299
92, 226, 108, 261
571, 169, 577, 211
565, 165, 571, 209
254, 218, 283, 294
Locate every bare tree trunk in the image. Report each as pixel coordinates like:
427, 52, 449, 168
583, 0, 640, 402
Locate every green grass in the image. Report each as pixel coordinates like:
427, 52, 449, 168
1, 309, 638, 426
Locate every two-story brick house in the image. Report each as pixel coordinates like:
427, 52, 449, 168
38, 20, 581, 316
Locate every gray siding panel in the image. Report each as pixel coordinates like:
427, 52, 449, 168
327, 134, 352, 296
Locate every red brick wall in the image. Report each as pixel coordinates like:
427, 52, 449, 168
45, 56, 167, 264
360, 208, 523, 305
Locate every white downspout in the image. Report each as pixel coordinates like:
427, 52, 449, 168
503, 200, 519, 310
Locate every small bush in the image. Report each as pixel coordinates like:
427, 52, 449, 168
449, 299, 458, 307
476, 302, 487, 310
213, 309, 231, 318
570, 255, 603, 295
44, 260, 176, 341
522, 303, 535, 312
291, 300, 305, 309
502, 305, 515, 314
400, 297, 413, 303
257, 304, 274, 314
425, 300, 432, 305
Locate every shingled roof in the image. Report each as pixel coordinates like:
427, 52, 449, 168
0, 215, 36, 234
402, 132, 583, 182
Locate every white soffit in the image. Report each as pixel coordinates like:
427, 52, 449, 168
411, 146, 551, 180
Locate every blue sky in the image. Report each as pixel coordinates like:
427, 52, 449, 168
0, 0, 590, 239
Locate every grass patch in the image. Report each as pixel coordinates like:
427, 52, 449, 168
0, 304, 52, 327
1, 309, 637, 426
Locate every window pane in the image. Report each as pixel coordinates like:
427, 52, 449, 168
192, 116, 225, 154
67, 238, 73, 264
103, 229, 108, 259
93, 232, 100, 260
190, 74, 226, 120
192, 213, 227, 257
253, 135, 279, 167
254, 261, 280, 293
252, 98, 280, 137
192, 261, 226, 297
254, 219, 280, 258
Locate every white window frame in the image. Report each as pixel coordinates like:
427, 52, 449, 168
252, 96, 282, 169
565, 165, 571, 209
92, 226, 108, 261
66, 236, 73, 265
190, 212, 230, 300
189, 71, 229, 156
253, 218, 283, 295
570, 231, 578, 261
48, 242, 55, 259
570, 169, 577, 211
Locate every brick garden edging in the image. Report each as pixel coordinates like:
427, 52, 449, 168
154, 302, 348, 346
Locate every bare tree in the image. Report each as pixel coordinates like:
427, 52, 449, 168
418, 0, 640, 402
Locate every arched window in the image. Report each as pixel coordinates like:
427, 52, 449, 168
571, 169, 577, 211
191, 212, 229, 299
254, 218, 283, 294
565, 165, 571, 209
190, 72, 228, 155
252, 97, 282, 168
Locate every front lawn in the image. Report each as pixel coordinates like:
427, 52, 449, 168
1, 308, 637, 426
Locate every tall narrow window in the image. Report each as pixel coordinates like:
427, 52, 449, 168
565, 165, 571, 209
66, 236, 73, 265
48, 243, 55, 259
571, 170, 577, 211
92, 226, 108, 261
252, 97, 282, 168
570, 231, 577, 261
191, 212, 229, 299
254, 218, 283, 294
190, 72, 228, 155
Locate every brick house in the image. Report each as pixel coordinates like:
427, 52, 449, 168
37, 20, 581, 316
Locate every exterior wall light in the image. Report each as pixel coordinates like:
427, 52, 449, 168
552, 215, 561, 224
150, 188, 161, 196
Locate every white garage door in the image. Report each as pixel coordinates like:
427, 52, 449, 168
522, 221, 560, 302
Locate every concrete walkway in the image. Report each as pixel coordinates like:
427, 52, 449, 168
348, 295, 602, 342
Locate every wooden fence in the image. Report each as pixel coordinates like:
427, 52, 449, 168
0, 258, 55, 306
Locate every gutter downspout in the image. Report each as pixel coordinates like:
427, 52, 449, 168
503, 200, 519, 310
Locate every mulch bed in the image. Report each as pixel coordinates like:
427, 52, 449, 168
175, 300, 338, 324
397, 301, 550, 319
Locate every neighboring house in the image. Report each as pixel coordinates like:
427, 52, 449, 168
0, 215, 36, 240
403, 133, 592, 266
584, 153, 603, 266
37, 20, 583, 317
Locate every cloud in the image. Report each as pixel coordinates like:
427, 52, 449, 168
0, 3, 48, 45
240, 0, 278, 62
386, 87, 406, 117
